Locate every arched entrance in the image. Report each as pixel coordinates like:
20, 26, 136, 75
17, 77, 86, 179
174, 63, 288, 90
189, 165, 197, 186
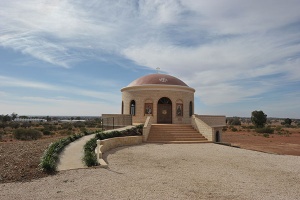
215, 131, 220, 142
157, 97, 172, 124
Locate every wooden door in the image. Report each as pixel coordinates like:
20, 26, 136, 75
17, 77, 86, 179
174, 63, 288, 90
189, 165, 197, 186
157, 104, 172, 124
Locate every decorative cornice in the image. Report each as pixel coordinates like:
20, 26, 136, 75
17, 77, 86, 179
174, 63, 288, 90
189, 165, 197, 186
121, 84, 195, 93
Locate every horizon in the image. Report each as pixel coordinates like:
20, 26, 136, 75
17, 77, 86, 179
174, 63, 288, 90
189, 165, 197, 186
1, 113, 299, 120
1, 1, 300, 118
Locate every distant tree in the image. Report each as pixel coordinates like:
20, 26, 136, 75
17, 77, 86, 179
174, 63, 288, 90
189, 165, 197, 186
228, 117, 241, 125
2, 115, 11, 122
284, 118, 292, 125
75, 117, 81, 120
251, 110, 267, 128
19, 115, 29, 119
46, 116, 51, 122
11, 112, 18, 120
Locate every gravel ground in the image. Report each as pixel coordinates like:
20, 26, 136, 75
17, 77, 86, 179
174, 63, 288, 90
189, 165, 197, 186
1, 143, 300, 200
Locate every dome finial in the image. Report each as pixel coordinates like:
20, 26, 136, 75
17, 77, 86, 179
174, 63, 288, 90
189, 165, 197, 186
156, 67, 160, 74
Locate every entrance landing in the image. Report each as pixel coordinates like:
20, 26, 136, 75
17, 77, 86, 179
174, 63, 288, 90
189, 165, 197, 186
147, 124, 209, 143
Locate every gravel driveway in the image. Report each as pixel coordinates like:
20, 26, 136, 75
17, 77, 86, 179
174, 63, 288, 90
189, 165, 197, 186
1, 143, 300, 200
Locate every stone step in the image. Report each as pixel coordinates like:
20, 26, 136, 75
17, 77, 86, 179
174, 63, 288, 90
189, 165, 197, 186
146, 140, 211, 144
147, 124, 208, 143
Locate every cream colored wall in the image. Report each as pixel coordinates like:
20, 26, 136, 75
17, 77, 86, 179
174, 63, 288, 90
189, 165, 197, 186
191, 115, 226, 142
142, 116, 153, 141
191, 115, 213, 141
195, 115, 226, 127
121, 85, 194, 124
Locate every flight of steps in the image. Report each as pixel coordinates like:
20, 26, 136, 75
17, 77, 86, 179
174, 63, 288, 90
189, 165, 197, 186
147, 124, 209, 143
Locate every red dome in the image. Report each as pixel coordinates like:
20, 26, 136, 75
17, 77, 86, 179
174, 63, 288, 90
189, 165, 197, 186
128, 74, 188, 87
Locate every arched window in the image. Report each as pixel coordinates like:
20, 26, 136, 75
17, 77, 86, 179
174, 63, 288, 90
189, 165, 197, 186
189, 101, 193, 117
130, 100, 136, 116
121, 101, 124, 114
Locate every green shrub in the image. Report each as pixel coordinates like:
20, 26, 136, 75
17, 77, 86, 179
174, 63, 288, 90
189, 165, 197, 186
39, 132, 90, 172
43, 129, 54, 135
83, 125, 143, 167
275, 126, 282, 131
232, 127, 238, 132
255, 127, 274, 134
13, 128, 42, 140
83, 138, 98, 167
263, 133, 269, 138
80, 127, 87, 133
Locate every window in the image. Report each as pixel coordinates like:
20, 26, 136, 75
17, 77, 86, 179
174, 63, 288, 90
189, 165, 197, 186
121, 101, 124, 114
189, 101, 193, 117
130, 100, 136, 116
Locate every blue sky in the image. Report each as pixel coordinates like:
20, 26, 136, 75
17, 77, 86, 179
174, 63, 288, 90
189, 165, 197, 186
0, 0, 300, 118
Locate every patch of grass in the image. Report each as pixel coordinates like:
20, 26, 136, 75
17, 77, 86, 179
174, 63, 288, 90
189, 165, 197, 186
13, 128, 42, 140
255, 127, 274, 134
231, 127, 238, 132
263, 133, 269, 138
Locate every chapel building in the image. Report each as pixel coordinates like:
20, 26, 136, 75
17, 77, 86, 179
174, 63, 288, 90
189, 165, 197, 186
103, 73, 226, 143
121, 73, 194, 124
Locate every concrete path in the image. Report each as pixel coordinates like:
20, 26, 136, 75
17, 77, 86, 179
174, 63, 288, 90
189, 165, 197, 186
57, 126, 134, 171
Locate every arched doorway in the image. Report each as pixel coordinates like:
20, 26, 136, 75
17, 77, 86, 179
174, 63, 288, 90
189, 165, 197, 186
215, 131, 220, 142
157, 97, 172, 124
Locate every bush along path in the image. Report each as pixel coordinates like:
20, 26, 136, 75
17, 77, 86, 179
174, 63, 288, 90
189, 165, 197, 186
55, 125, 142, 171
39, 131, 96, 173
83, 125, 143, 167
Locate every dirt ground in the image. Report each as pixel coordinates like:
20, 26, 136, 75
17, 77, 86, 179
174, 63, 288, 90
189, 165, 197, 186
222, 128, 300, 156
0, 136, 64, 184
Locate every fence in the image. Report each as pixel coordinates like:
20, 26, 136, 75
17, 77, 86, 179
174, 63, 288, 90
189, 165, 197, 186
101, 114, 132, 130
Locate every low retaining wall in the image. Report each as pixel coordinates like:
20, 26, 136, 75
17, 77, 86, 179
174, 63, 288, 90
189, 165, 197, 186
101, 136, 142, 153
96, 136, 143, 167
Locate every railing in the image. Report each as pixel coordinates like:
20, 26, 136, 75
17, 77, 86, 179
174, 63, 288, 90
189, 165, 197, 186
101, 114, 132, 131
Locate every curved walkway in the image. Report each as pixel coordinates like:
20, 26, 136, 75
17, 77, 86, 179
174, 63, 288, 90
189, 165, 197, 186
57, 126, 133, 171
1, 144, 300, 199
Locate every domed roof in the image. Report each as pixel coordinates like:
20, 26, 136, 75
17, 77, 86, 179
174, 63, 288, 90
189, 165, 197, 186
128, 74, 188, 87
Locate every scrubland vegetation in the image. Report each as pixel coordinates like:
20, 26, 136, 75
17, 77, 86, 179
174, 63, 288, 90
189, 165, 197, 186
225, 110, 300, 138
0, 114, 102, 142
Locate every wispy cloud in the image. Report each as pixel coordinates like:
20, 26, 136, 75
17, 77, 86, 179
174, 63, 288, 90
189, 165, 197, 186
0, 75, 58, 90
0, 96, 118, 116
0, 0, 300, 115
0, 75, 120, 103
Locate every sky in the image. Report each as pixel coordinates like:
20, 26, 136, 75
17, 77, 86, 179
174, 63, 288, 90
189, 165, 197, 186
0, 0, 300, 118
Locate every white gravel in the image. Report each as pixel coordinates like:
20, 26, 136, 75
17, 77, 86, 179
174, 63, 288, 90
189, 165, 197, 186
1, 143, 300, 200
